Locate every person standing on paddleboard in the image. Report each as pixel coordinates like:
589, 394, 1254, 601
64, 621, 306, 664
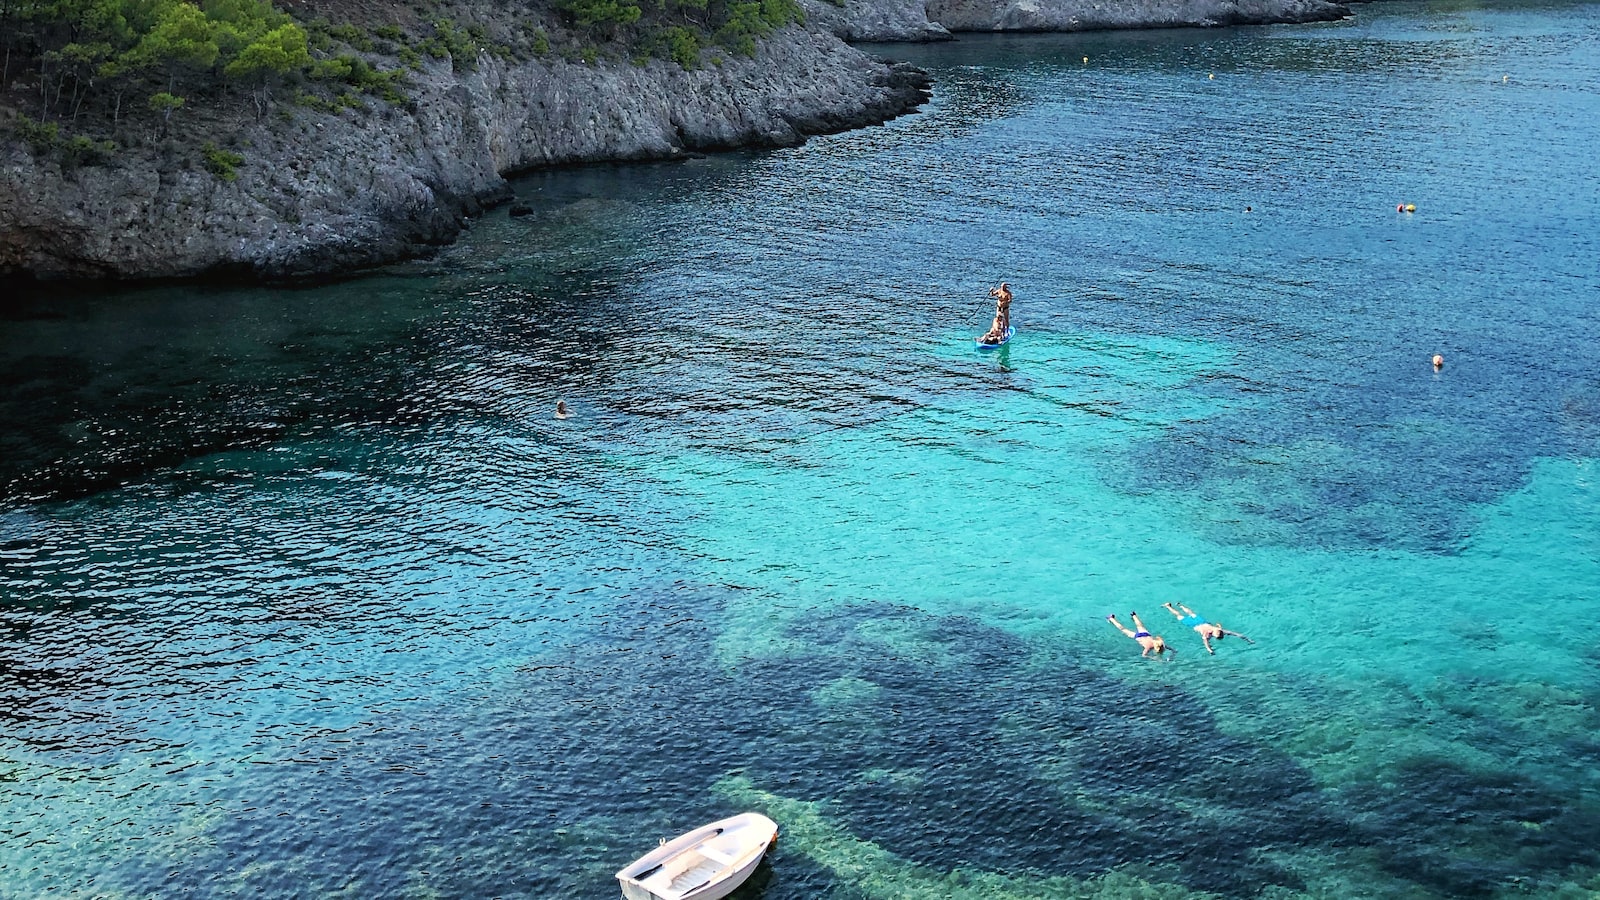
980, 282, 1013, 345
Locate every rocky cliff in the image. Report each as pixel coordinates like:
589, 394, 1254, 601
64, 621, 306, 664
923, 0, 1345, 34
803, 0, 954, 42
0, 0, 1348, 282
0, 26, 930, 280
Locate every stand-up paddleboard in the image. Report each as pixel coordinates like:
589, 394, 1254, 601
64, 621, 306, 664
976, 326, 1014, 350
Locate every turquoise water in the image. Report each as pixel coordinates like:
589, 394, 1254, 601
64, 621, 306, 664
4, 1, 1600, 896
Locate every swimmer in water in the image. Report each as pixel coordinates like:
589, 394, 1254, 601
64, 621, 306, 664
1161, 602, 1254, 655
556, 400, 571, 419
1106, 611, 1173, 659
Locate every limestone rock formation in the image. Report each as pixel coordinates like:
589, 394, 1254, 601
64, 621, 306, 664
802, 0, 954, 42
0, 27, 930, 281
0, 0, 1352, 282
925, 0, 1347, 33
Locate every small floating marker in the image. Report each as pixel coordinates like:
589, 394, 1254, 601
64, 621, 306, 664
1406, 203, 1416, 213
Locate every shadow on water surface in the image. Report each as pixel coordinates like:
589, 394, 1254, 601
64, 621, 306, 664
0, 255, 654, 504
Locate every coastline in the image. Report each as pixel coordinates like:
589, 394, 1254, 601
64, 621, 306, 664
0, 0, 1347, 284
0, 27, 931, 283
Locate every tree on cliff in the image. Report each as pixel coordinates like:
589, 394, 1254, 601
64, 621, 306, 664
558, 0, 643, 38
3, 0, 310, 134
224, 21, 311, 119
147, 89, 183, 136
554, 0, 802, 63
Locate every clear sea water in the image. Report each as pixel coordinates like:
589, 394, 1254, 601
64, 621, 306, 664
4, 1, 1600, 896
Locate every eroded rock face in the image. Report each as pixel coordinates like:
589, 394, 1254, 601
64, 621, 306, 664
803, 0, 954, 42
925, 0, 1347, 32
0, 27, 930, 281
0, 0, 1350, 283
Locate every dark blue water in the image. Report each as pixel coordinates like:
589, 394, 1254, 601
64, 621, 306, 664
3, 2, 1600, 897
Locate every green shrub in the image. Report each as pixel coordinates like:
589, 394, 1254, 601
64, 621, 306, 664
295, 91, 339, 112
420, 18, 481, 72
294, 89, 369, 112
657, 25, 700, 69
323, 23, 373, 51
13, 114, 61, 154
310, 53, 405, 98
558, 0, 643, 28
764, 0, 806, 26
62, 135, 117, 167
202, 142, 245, 181
711, 0, 802, 56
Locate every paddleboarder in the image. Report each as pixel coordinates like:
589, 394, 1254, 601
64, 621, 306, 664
979, 282, 1013, 345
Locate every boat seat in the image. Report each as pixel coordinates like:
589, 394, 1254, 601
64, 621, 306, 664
696, 843, 738, 867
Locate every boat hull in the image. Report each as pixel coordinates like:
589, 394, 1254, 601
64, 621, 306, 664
617, 812, 777, 900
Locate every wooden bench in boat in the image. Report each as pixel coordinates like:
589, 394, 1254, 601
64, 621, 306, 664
694, 843, 738, 867
638, 843, 738, 897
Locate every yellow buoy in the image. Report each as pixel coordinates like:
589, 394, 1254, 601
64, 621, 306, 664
1406, 203, 1416, 213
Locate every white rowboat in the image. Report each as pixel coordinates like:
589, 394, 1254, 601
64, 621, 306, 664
616, 812, 778, 900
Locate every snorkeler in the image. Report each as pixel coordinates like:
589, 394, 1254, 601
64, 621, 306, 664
1106, 611, 1173, 659
1161, 602, 1254, 655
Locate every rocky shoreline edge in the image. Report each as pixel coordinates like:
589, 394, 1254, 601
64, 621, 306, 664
0, 0, 1348, 283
